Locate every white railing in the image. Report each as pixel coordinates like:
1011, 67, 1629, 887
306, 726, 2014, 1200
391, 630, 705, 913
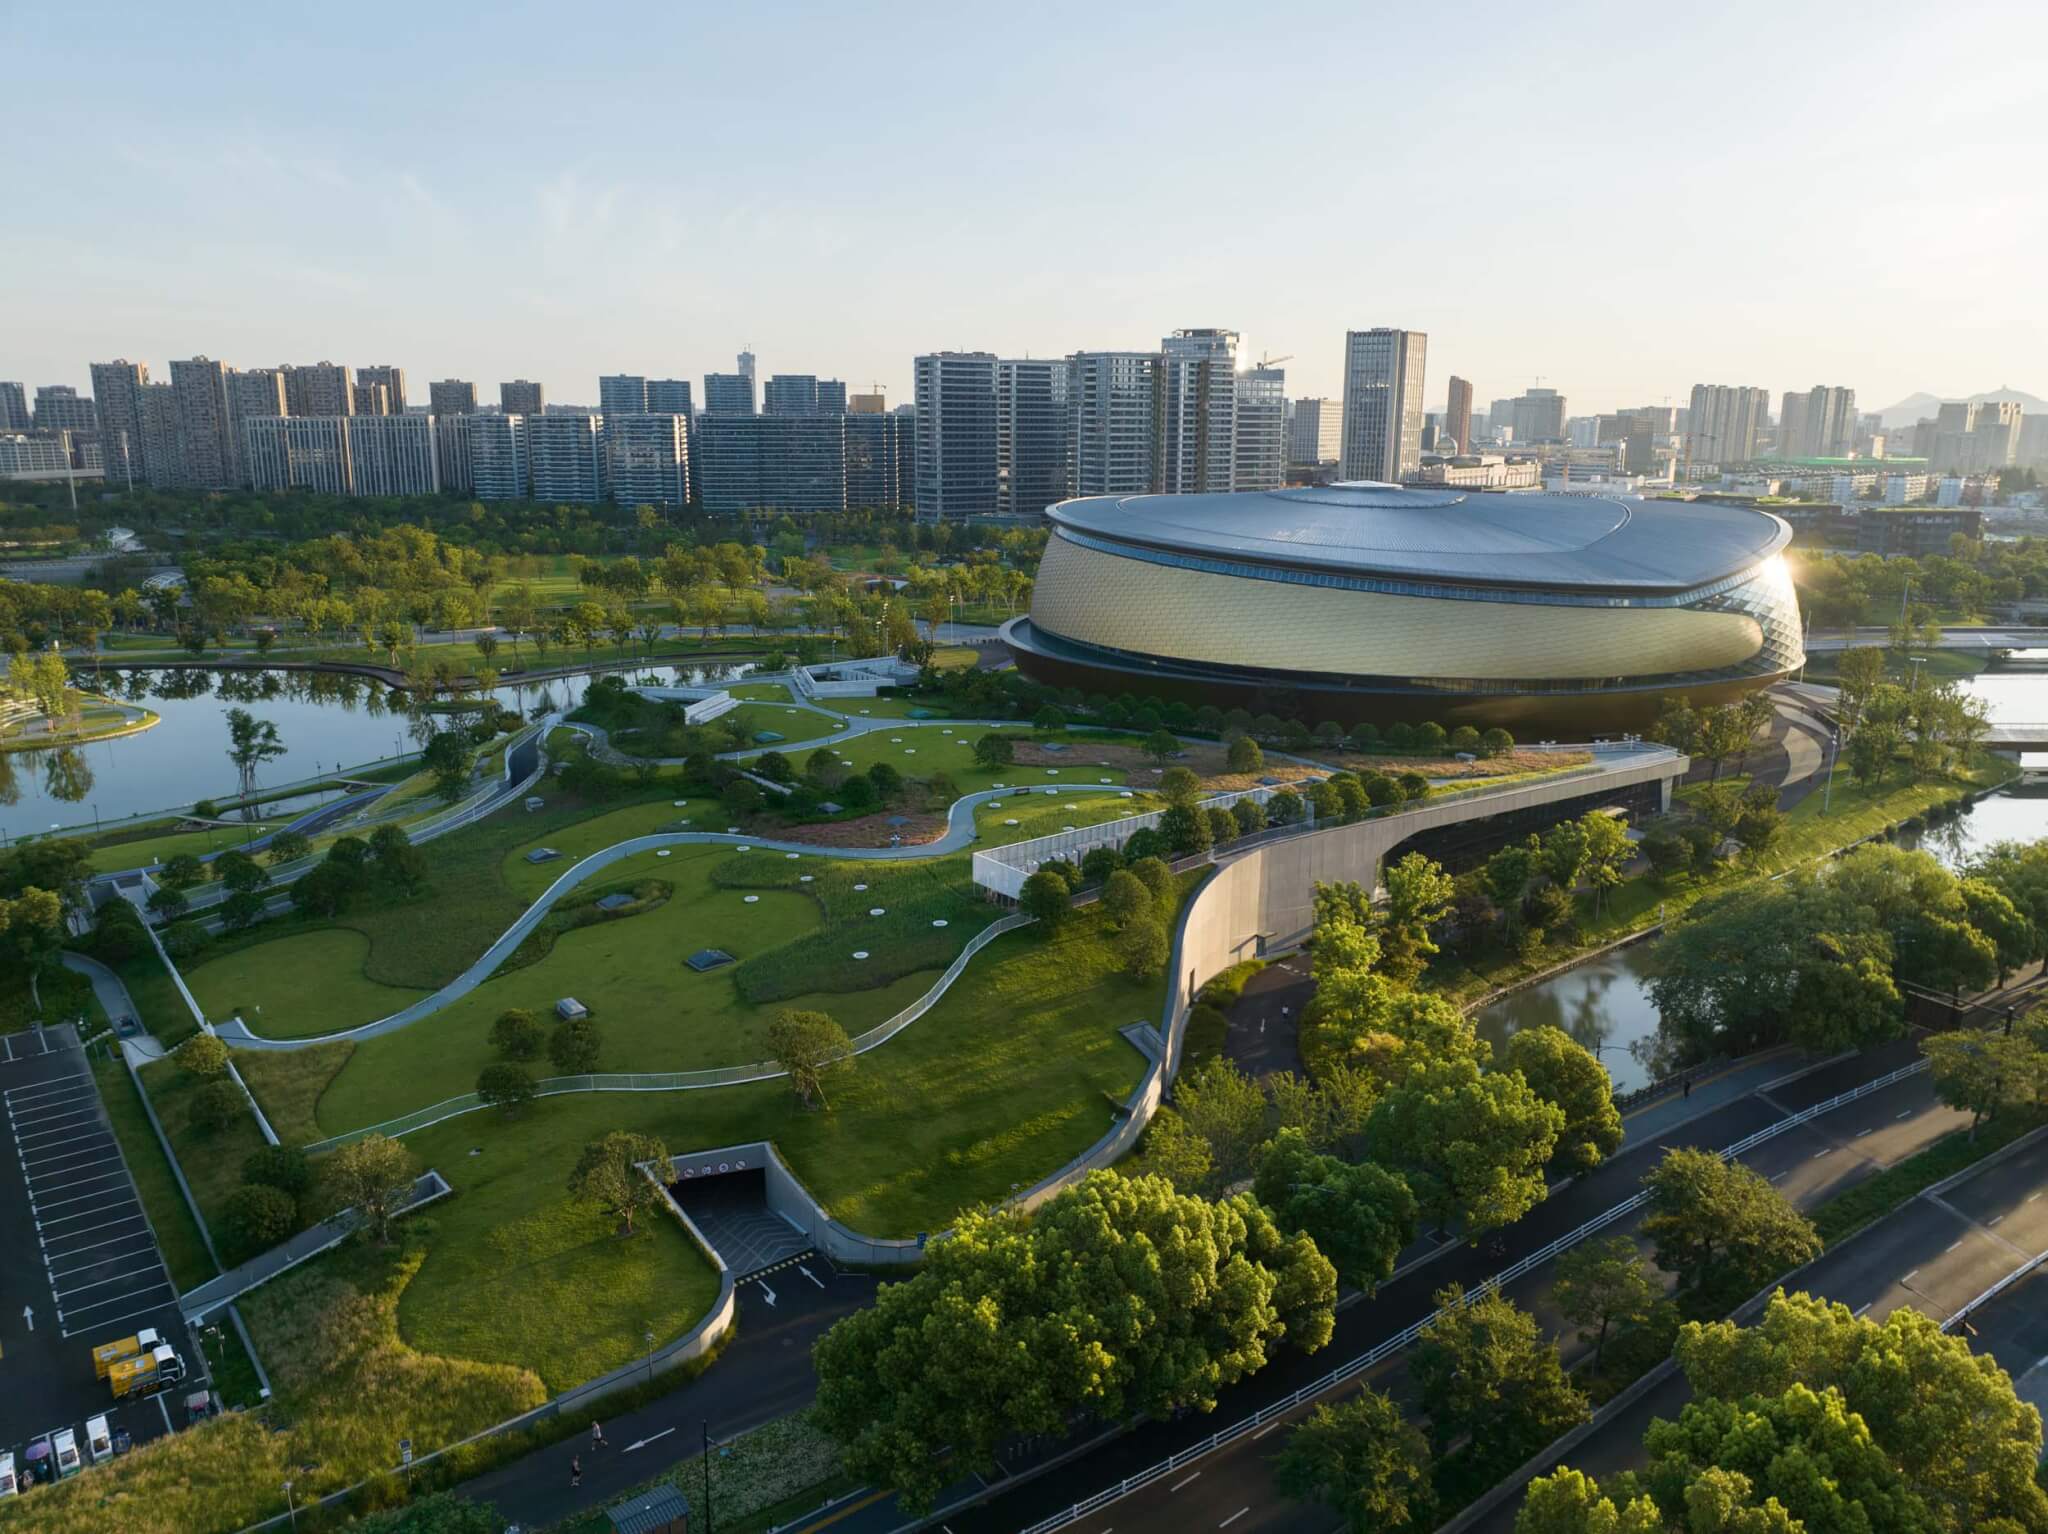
1018, 1055, 1933, 1534
302, 911, 1035, 1152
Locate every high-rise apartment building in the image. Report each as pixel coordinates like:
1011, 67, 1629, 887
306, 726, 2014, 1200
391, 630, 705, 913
849, 388, 887, 415
1339, 328, 1427, 482
1776, 390, 1809, 459
1068, 351, 1161, 496
913, 352, 999, 520
703, 372, 756, 415
348, 415, 438, 496
357, 365, 406, 414
31, 386, 97, 435
469, 415, 528, 501
1777, 385, 1856, 457
599, 375, 649, 416
603, 414, 691, 507
351, 382, 390, 416
0, 382, 28, 431
436, 414, 474, 494
646, 379, 694, 416
139, 383, 182, 490
285, 362, 353, 418
227, 367, 287, 483
1684, 384, 1770, 466
1444, 376, 1474, 455
1932, 401, 2023, 474
1159, 329, 1239, 496
429, 379, 478, 418
526, 414, 604, 503
90, 360, 151, 487
995, 358, 1069, 518
696, 415, 848, 514
1508, 387, 1567, 444
245, 416, 351, 495
500, 379, 545, 417
764, 375, 841, 415
1233, 367, 1286, 492
1286, 398, 1342, 467
846, 412, 914, 509
170, 357, 236, 489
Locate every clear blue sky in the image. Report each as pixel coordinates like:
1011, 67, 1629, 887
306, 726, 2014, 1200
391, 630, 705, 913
7, 0, 2044, 416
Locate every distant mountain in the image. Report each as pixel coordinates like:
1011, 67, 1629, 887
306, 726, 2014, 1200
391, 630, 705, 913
1875, 387, 2046, 430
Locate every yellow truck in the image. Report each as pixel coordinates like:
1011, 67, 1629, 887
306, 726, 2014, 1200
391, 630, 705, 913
108, 1342, 185, 1400
91, 1328, 161, 1380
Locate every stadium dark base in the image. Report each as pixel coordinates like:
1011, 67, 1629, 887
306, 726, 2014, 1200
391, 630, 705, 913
1006, 644, 1792, 737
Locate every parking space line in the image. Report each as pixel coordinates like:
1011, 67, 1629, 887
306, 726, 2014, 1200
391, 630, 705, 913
20, 1130, 116, 1159
50, 1233, 161, 1271
15, 1114, 110, 1144
4, 1076, 93, 1104
9, 1086, 101, 1114
55, 1263, 170, 1300
61, 1298, 182, 1340
38, 1201, 145, 1230
30, 1168, 134, 1198
58, 1279, 176, 1319
29, 1180, 140, 1211
22, 1145, 118, 1175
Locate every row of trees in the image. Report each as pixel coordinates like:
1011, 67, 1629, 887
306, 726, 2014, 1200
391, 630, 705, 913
1831, 646, 1991, 787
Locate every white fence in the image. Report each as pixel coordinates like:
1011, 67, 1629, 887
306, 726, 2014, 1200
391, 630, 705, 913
971, 785, 1294, 899
630, 685, 736, 724
1018, 1056, 1933, 1534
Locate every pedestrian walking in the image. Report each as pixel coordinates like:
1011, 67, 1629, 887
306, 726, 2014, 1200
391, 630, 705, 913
1683, 1076, 1693, 1100
570, 1454, 582, 1489
591, 1420, 607, 1450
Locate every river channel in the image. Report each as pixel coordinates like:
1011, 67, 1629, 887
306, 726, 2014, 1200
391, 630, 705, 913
1475, 670, 2048, 1091
0, 661, 756, 840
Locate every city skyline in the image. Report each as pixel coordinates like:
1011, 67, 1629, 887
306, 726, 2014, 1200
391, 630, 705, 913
6, 1, 2044, 415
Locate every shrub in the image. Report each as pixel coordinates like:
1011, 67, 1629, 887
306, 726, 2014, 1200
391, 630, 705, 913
241, 1144, 312, 1196
490, 1008, 545, 1060
1347, 723, 1381, 752
476, 1062, 538, 1115
1267, 787, 1305, 825
1079, 846, 1125, 886
867, 761, 903, 798
1231, 797, 1266, 836
1127, 855, 1175, 908
754, 750, 795, 784
973, 733, 1015, 768
1019, 870, 1072, 928
1122, 826, 1168, 861
1415, 722, 1448, 754
1226, 734, 1264, 774
179, 1033, 230, 1078
1034, 705, 1066, 733
1397, 771, 1430, 801
1449, 725, 1481, 755
223, 1184, 297, 1253
722, 778, 764, 815
1205, 806, 1238, 844
1160, 803, 1213, 856
836, 774, 878, 810
1038, 857, 1080, 890
1480, 727, 1515, 757
188, 1078, 247, 1134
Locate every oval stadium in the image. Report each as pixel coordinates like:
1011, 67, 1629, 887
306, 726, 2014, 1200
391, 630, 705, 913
1000, 482, 1803, 733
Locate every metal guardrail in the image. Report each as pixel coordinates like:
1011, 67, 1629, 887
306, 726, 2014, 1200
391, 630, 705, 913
302, 910, 1036, 1151
1018, 1055, 1933, 1534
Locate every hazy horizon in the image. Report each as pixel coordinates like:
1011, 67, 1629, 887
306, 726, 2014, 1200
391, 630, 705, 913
7, 0, 2044, 417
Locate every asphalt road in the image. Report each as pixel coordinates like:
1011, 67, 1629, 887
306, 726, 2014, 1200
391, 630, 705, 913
455, 1255, 877, 1529
1462, 1126, 2048, 1532
0, 1025, 194, 1479
877, 1039, 1945, 1534
1222, 962, 1311, 1080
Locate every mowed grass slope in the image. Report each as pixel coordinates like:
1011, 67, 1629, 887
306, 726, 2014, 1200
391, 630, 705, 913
183, 929, 426, 1039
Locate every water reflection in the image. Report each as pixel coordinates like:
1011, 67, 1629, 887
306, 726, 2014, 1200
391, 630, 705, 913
1477, 943, 1662, 1094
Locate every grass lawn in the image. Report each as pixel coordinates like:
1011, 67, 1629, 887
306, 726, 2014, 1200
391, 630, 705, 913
184, 930, 427, 1038
137, 1056, 276, 1255
87, 821, 284, 873
232, 1042, 355, 1148
91, 1058, 218, 1291
313, 845, 944, 1133
776, 724, 1134, 797
500, 795, 721, 899
1801, 648, 1990, 685
817, 691, 969, 719
971, 788, 1155, 848
395, 881, 1178, 1236
730, 681, 793, 702
721, 701, 849, 747
930, 644, 981, 671
115, 949, 204, 1045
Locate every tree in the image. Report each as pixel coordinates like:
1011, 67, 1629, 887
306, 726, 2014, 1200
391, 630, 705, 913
223, 1183, 297, 1254
1119, 913, 1169, 978
1173, 1057, 1269, 1187
422, 728, 477, 802
1226, 733, 1264, 774
1139, 1109, 1214, 1190
325, 1133, 420, 1244
1641, 826, 1693, 882
549, 1016, 602, 1073
1922, 1029, 2046, 1138
1267, 787, 1305, 826
214, 848, 268, 895
1484, 841, 1538, 938
1158, 802, 1212, 857
1018, 869, 1073, 929
224, 707, 286, 800
1033, 704, 1066, 733
368, 821, 426, 894
476, 1062, 537, 1115
972, 732, 1014, 768
241, 1144, 312, 1197
489, 1008, 545, 1061
1079, 845, 1124, 886
1378, 851, 1454, 983
1230, 796, 1267, 837
568, 1130, 671, 1236
1366, 1057, 1563, 1233
1640, 1148, 1820, 1295
1143, 728, 1181, 765
265, 828, 311, 866
179, 1032, 231, 1078
1673, 1290, 2048, 1532
1553, 1236, 1657, 1367
146, 884, 190, 922
1504, 1026, 1622, 1176
1152, 764, 1198, 807
188, 1078, 246, 1134
1255, 1128, 1417, 1291
811, 1170, 1335, 1512
769, 1008, 853, 1108
1126, 855, 1175, 910
1731, 781, 1783, 862
1513, 1468, 1664, 1534
1480, 727, 1514, 758
1833, 646, 1888, 731
1413, 1284, 1589, 1457
1273, 1391, 1435, 1533
221, 888, 266, 930
1101, 868, 1150, 926
160, 851, 204, 891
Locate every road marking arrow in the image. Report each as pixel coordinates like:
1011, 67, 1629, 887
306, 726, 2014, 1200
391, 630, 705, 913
624, 1427, 676, 1453
798, 1264, 825, 1290
758, 1281, 777, 1307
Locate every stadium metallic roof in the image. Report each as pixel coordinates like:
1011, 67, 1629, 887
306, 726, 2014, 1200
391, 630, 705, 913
1046, 484, 1791, 594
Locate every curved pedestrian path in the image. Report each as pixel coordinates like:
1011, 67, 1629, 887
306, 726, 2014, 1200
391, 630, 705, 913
212, 777, 1123, 1051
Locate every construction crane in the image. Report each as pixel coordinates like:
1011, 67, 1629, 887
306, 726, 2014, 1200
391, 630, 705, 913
1254, 353, 1295, 370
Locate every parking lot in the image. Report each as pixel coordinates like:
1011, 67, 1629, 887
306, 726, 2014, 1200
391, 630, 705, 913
0, 1024, 195, 1472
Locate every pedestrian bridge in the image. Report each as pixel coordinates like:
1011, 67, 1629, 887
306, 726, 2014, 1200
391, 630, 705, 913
1982, 724, 2048, 755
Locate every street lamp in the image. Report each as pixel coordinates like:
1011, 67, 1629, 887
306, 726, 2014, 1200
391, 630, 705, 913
1821, 728, 1840, 816
1908, 655, 1928, 691
282, 1480, 296, 1531
1896, 1275, 1978, 1336
644, 1324, 656, 1386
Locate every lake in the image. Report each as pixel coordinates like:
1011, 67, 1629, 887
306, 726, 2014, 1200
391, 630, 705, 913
0, 661, 756, 840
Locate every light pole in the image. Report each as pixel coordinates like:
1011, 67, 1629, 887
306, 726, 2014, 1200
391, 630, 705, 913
644, 1324, 656, 1386
282, 1480, 296, 1532
1896, 1274, 1978, 1336
1908, 655, 1928, 692
1821, 728, 1840, 816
